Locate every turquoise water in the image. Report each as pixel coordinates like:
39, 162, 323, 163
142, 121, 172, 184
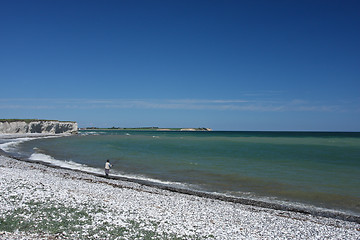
11, 130, 360, 214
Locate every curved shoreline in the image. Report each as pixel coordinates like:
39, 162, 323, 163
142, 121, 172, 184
1, 146, 360, 239
1, 147, 359, 225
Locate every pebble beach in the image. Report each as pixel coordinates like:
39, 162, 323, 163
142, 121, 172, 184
1, 152, 360, 240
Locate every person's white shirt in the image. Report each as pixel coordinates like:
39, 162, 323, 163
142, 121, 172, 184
105, 162, 111, 169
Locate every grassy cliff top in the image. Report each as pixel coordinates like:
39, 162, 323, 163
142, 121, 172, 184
0, 119, 76, 123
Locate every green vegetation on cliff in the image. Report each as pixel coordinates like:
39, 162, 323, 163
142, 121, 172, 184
0, 119, 76, 123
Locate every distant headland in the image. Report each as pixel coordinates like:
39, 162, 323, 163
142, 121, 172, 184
81, 127, 213, 131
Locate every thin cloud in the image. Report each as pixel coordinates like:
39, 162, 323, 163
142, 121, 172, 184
0, 98, 353, 112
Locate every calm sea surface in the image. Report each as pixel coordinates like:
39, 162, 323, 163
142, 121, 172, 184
7, 130, 360, 214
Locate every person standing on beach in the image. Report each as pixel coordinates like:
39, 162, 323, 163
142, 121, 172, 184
105, 159, 112, 177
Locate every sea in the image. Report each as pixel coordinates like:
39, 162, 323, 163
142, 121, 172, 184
1, 130, 360, 216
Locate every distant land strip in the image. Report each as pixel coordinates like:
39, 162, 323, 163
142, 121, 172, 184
81, 127, 213, 131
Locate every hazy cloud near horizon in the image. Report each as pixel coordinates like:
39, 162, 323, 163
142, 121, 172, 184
0, 98, 356, 113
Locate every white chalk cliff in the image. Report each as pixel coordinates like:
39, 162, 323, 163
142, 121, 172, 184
0, 121, 78, 134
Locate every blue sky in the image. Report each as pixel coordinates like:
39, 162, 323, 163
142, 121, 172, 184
1, 0, 359, 131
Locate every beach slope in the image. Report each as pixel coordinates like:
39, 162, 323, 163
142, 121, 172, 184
0, 154, 359, 239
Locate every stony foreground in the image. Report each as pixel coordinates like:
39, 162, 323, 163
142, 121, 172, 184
0, 155, 359, 240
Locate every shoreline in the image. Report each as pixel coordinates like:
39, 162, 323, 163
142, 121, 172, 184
1, 134, 360, 239
2, 148, 360, 225
1, 152, 360, 239
1, 134, 359, 224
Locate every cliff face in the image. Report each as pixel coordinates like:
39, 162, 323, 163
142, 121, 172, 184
0, 121, 78, 134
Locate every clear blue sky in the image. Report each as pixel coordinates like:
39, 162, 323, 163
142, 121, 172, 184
1, 0, 359, 131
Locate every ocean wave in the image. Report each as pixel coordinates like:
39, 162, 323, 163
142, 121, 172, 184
0, 135, 62, 154
0, 137, 34, 152
79, 132, 100, 136
29, 152, 104, 175
28, 151, 187, 188
120, 172, 187, 187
